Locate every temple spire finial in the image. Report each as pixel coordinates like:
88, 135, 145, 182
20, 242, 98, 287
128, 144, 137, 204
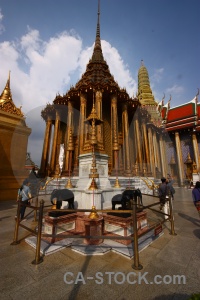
91, 0, 104, 63
96, 0, 100, 38
7, 70, 11, 89
0, 71, 12, 104
97, 0, 100, 33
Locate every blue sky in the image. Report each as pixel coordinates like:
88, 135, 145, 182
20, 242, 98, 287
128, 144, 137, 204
0, 0, 199, 165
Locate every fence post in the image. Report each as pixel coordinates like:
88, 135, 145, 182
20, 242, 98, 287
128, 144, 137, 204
32, 199, 44, 264
169, 195, 177, 236
11, 197, 21, 245
34, 196, 39, 221
132, 198, 143, 270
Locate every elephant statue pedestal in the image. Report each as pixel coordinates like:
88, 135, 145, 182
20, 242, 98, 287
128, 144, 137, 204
43, 213, 77, 243
103, 211, 148, 245
83, 216, 104, 245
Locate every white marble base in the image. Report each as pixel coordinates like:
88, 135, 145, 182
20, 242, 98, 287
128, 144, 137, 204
25, 236, 73, 256
25, 230, 164, 258
66, 187, 124, 211
77, 152, 111, 190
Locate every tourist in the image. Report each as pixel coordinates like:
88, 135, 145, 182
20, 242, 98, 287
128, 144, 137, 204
192, 181, 200, 217
28, 167, 39, 197
17, 179, 32, 220
166, 174, 175, 200
158, 177, 170, 219
30, 166, 37, 177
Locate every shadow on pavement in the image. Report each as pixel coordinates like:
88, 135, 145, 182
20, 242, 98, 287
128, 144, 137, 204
178, 212, 200, 227
193, 229, 200, 239
0, 200, 17, 211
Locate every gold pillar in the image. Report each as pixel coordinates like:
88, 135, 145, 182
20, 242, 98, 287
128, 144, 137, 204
159, 135, 166, 176
64, 101, 73, 172
135, 118, 142, 172
96, 90, 103, 143
40, 118, 52, 176
122, 103, 131, 176
153, 131, 161, 174
148, 126, 155, 177
79, 93, 87, 154
50, 110, 60, 173
175, 131, 184, 185
152, 131, 158, 171
192, 132, 200, 172
111, 95, 119, 170
142, 122, 150, 173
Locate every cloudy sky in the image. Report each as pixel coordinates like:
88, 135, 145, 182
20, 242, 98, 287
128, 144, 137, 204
0, 0, 199, 165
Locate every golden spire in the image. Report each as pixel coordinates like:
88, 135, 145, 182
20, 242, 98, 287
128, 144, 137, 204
85, 93, 103, 126
85, 92, 103, 190
138, 61, 155, 106
0, 71, 24, 117
0, 71, 12, 104
91, 0, 104, 63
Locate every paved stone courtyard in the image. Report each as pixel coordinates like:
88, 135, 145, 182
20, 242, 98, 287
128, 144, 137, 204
0, 187, 200, 300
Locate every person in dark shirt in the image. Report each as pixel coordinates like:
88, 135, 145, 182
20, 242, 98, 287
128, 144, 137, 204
166, 174, 175, 200
158, 177, 170, 219
28, 167, 39, 197
192, 181, 200, 217
17, 179, 32, 220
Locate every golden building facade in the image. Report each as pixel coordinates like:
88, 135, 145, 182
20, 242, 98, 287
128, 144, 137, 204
0, 73, 31, 201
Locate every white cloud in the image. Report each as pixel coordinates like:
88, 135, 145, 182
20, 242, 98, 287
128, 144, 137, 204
0, 28, 137, 165
0, 28, 83, 112
0, 28, 136, 114
102, 40, 137, 97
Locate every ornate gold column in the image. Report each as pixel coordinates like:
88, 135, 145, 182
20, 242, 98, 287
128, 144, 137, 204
122, 103, 131, 176
192, 132, 200, 172
111, 95, 119, 170
148, 126, 156, 177
40, 117, 52, 176
134, 118, 142, 173
65, 127, 74, 188
153, 131, 161, 174
159, 135, 167, 176
142, 122, 150, 174
79, 93, 87, 154
96, 90, 103, 143
152, 131, 158, 171
111, 95, 120, 186
157, 134, 161, 172
50, 110, 60, 173
64, 101, 73, 172
175, 131, 184, 185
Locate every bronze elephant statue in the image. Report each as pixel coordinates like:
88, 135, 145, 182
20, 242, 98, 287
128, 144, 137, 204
50, 189, 74, 209
112, 188, 143, 210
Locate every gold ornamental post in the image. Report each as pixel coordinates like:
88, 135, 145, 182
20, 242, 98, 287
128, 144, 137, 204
66, 127, 74, 188
85, 92, 103, 218
113, 138, 121, 188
